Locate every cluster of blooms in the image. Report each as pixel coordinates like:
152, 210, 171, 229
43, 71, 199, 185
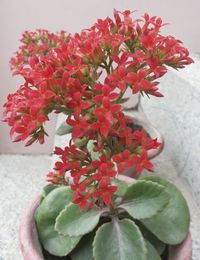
3, 10, 193, 209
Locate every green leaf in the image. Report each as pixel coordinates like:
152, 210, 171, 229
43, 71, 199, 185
74, 137, 88, 148
145, 240, 161, 260
140, 176, 190, 244
35, 187, 81, 256
87, 140, 100, 160
55, 203, 103, 237
119, 180, 170, 219
93, 218, 147, 260
112, 178, 129, 197
71, 232, 94, 260
136, 221, 166, 255
42, 184, 59, 197
56, 121, 72, 136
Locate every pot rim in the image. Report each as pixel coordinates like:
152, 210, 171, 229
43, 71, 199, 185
19, 194, 44, 260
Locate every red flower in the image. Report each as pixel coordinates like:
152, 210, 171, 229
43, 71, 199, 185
134, 151, 154, 174
2, 84, 50, 145
92, 154, 116, 180
66, 90, 92, 117
46, 171, 66, 185
93, 177, 117, 206
112, 149, 133, 173
67, 115, 90, 138
71, 177, 96, 210
93, 83, 119, 103
92, 96, 121, 137
132, 129, 160, 150
108, 66, 127, 91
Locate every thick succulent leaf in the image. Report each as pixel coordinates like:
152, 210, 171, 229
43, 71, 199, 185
37, 224, 80, 257
35, 187, 80, 256
136, 221, 166, 255
93, 219, 147, 260
145, 240, 161, 260
56, 121, 72, 135
140, 176, 190, 244
71, 232, 94, 260
112, 178, 129, 197
74, 137, 88, 148
55, 203, 103, 237
42, 184, 59, 197
119, 180, 170, 219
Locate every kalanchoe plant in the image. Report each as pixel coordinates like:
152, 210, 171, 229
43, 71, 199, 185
35, 175, 190, 260
3, 10, 192, 260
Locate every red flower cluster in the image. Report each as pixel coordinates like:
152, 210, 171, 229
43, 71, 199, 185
49, 127, 159, 210
3, 10, 193, 209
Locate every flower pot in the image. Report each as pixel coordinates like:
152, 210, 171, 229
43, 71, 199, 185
20, 178, 192, 260
121, 113, 164, 178
20, 194, 44, 260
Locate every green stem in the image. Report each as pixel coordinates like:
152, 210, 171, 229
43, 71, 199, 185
116, 90, 126, 103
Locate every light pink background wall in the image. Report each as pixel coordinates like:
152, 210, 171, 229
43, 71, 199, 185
0, 0, 199, 154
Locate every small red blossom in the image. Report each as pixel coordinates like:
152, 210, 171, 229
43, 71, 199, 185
67, 115, 90, 138
132, 129, 160, 150
92, 154, 116, 180
46, 171, 66, 185
92, 97, 121, 137
112, 149, 135, 173
134, 151, 154, 174
93, 177, 117, 206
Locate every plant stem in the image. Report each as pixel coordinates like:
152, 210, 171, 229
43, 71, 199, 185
116, 90, 126, 103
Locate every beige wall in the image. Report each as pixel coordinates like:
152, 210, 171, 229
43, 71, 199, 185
0, 0, 199, 153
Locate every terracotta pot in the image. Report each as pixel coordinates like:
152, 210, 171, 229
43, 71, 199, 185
20, 194, 44, 260
20, 177, 192, 260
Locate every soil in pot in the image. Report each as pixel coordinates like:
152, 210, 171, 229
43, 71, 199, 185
42, 249, 71, 260
126, 121, 150, 137
161, 246, 169, 260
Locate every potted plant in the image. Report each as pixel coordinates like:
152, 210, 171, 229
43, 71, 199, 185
3, 9, 193, 260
